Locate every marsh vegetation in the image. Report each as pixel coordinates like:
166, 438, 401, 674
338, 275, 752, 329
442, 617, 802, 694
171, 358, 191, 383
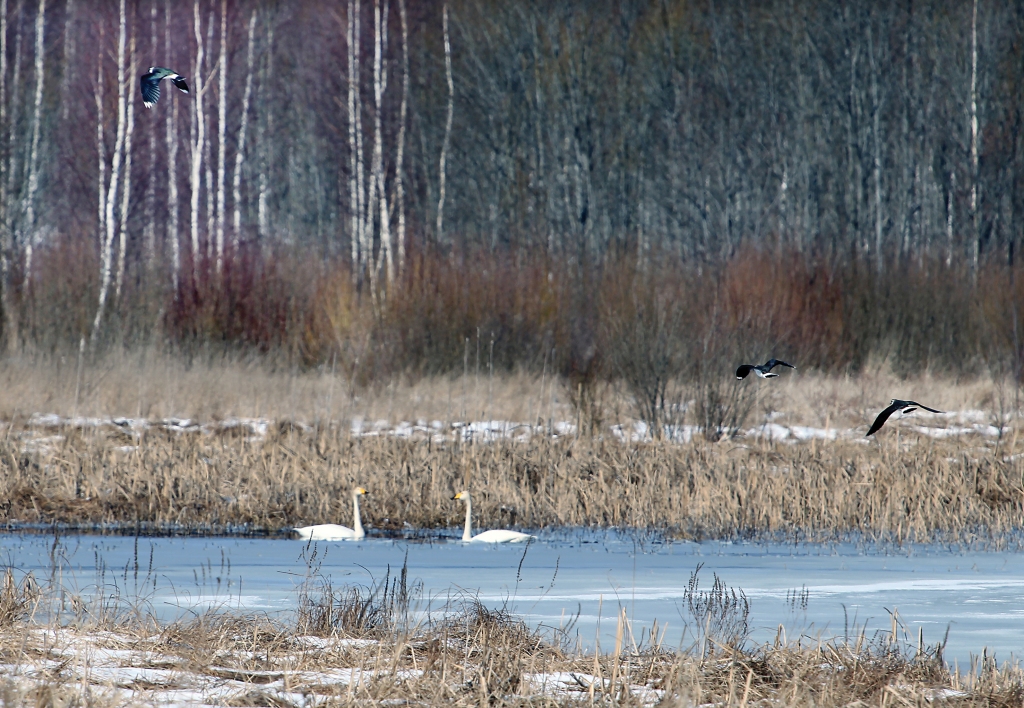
0, 360, 1020, 544
2, 544, 1023, 707
1, 362, 1022, 704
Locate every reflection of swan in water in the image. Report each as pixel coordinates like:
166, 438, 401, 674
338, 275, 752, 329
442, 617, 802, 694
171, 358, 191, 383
452, 490, 535, 543
294, 487, 368, 541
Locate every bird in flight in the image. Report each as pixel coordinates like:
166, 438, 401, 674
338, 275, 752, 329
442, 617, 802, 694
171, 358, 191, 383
140, 67, 189, 109
735, 358, 796, 380
866, 399, 943, 436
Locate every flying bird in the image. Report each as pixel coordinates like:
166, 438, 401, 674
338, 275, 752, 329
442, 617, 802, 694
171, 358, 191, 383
866, 399, 943, 436
140, 67, 189, 109
735, 358, 796, 380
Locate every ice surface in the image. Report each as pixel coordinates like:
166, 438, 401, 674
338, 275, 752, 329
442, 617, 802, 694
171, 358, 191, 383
1, 532, 1021, 666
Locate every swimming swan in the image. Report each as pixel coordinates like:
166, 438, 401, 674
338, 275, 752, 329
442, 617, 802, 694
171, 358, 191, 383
452, 490, 534, 543
294, 487, 368, 541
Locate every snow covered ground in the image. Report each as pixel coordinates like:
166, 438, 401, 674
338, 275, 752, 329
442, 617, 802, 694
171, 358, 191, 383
6, 405, 1010, 455
0, 626, 665, 707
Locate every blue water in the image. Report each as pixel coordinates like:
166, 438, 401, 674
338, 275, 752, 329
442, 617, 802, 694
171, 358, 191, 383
1, 531, 1020, 667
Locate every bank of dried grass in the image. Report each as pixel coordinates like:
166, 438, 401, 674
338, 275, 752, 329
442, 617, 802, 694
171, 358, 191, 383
0, 414, 1021, 543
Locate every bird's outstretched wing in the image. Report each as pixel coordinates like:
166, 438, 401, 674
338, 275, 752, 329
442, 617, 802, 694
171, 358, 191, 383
765, 359, 795, 371
141, 69, 188, 109
140, 73, 162, 108
735, 364, 755, 380
906, 401, 943, 414
866, 401, 902, 436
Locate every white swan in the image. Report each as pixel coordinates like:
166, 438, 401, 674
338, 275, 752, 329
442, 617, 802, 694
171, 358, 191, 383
452, 490, 534, 543
294, 487, 368, 541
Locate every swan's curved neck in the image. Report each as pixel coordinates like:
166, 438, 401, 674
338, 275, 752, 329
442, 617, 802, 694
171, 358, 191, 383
352, 493, 364, 536
462, 496, 473, 541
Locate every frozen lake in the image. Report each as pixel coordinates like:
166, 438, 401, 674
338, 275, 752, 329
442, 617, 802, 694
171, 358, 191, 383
1, 531, 1020, 667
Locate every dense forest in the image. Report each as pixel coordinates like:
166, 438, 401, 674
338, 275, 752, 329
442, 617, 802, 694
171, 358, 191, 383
0, 0, 1021, 384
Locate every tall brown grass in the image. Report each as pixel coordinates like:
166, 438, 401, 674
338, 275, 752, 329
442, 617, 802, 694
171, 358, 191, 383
1, 419, 1020, 543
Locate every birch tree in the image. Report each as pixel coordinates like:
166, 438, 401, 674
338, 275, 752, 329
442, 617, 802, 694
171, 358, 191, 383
969, 0, 979, 278
436, 3, 453, 242
344, 0, 405, 290
255, 20, 273, 241
143, 0, 157, 265
60, 0, 73, 123
946, 169, 956, 268
95, 27, 105, 263
395, 0, 408, 276
21, 0, 44, 281
370, 0, 390, 289
90, 0, 129, 345
214, 0, 227, 272
0, 0, 6, 241
203, 9, 215, 262
231, 9, 256, 247
0, 0, 12, 351
190, 0, 206, 284
165, 0, 181, 293
4, 3, 24, 248
347, 0, 362, 280
115, 36, 137, 301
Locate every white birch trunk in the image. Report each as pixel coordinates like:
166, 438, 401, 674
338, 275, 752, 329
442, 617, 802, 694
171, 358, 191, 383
0, 0, 6, 194
204, 10, 214, 263
115, 37, 137, 301
0, 0, 11, 351
947, 170, 955, 268
232, 9, 256, 247
969, 0, 979, 276
60, 0, 73, 123
190, 0, 206, 284
637, 166, 645, 268
256, 22, 274, 241
436, 3, 453, 242
395, 0, 408, 276
22, 0, 45, 281
372, 0, 391, 288
166, 0, 180, 294
347, 0, 359, 278
215, 0, 227, 272
0, 0, 5, 138
91, 0, 128, 345
353, 0, 368, 280
143, 0, 157, 266
95, 31, 106, 261
5, 11, 23, 242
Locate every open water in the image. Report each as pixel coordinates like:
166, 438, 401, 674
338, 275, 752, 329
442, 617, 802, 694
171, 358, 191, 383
1, 531, 1020, 667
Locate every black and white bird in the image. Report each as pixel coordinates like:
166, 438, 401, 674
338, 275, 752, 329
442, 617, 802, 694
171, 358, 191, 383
140, 67, 189, 109
866, 399, 943, 436
735, 359, 796, 380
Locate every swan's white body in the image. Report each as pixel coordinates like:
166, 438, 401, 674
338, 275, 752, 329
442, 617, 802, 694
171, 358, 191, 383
294, 487, 367, 541
453, 490, 534, 543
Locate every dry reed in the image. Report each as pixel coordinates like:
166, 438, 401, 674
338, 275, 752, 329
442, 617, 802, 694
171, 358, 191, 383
0, 415, 1020, 544
0, 354, 1020, 542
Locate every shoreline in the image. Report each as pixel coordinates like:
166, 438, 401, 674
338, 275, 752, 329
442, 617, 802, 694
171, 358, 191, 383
1, 559, 1020, 707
